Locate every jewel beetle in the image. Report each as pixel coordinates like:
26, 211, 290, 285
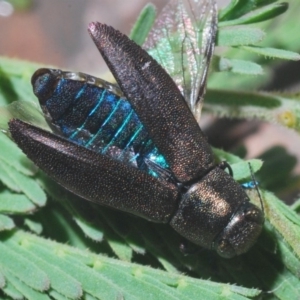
7, 0, 264, 258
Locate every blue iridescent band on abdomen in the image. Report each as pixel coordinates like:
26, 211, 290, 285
33, 69, 170, 179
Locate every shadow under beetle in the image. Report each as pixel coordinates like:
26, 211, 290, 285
8, 0, 264, 258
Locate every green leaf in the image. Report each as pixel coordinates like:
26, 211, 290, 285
99, 224, 133, 262
257, 146, 297, 192
0, 270, 5, 289
219, 2, 288, 26
0, 191, 36, 214
0, 241, 50, 292
218, 26, 265, 46
0, 230, 263, 300
220, 0, 255, 21
204, 89, 300, 133
0, 160, 21, 192
0, 214, 15, 231
212, 147, 245, 164
130, 3, 156, 46
49, 290, 70, 300
0, 159, 46, 207
1, 275, 24, 300
0, 57, 42, 106
73, 217, 104, 243
205, 89, 281, 108
242, 45, 300, 60
231, 159, 263, 181
0, 133, 36, 176
37, 174, 106, 245
24, 218, 43, 235
6, 237, 83, 299
2, 269, 50, 300
264, 191, 300, 259
218, 57, 264, 75
219, 0, 255, 21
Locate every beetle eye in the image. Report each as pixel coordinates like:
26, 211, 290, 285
31, 68, 60, 103
244, 206, 264, 223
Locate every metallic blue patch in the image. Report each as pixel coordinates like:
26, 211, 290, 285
37, 72, 171, 180
241, 181, 259, 189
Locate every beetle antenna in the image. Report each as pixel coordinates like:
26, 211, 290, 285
248, 162, 264, 215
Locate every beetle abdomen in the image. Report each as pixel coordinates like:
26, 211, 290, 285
32, 69, 171, 179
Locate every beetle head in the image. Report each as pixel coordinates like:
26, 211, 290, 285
170, 167, 264, 258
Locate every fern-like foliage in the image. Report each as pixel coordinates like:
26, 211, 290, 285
0, 1, 300, 299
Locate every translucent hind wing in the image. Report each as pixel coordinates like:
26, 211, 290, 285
0, 100, 50, 135
143, 0, 217, 122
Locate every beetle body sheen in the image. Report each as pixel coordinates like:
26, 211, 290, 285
8, 22, 264, 258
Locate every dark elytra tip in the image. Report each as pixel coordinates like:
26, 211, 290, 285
88, 22, 106, 48
88, 22, 105, 37
88, 21, 97, 33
